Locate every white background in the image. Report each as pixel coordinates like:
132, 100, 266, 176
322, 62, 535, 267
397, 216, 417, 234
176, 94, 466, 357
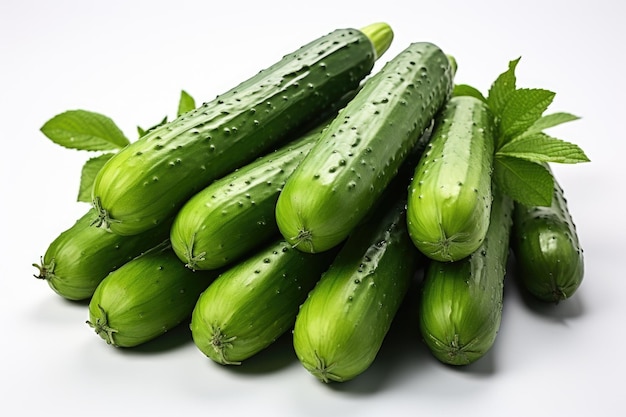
1, 0, 624, 416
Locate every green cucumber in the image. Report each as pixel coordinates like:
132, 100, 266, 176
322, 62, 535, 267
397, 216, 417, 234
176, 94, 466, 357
87, 247, 218, 347
292, 184, 421, 382
190, 239, 336, 365
33, 208, 170, 301
511, 169, 584, 303
406, 95, 496, 262
91, 23, 392, 236
275, 42, 454, 254
419, 185, 513, 365
170, 120, 328, 271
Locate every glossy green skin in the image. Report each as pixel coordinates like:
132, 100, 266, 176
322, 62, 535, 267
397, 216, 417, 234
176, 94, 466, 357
87, 248, 218, 347
419, 186, 513, 365
512, 175, 584, 302
293, 191, 421, 382
33, 209, 170, 301
91, 28, 379, 236
170, 122, 324, 271
275, 42, 454, 253
407, 96, 495, 262
190, 239, 335, 365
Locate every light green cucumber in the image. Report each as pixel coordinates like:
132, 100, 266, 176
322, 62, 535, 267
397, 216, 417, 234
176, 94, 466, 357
91, 23, 392, 236
190, 239, 336, 365
419, 185, 513, 365
87, 247, 218, 347
275, 42, 454, 254
407, 95, 496, 262
292, 183, 421, 382
33, 208, 170, 301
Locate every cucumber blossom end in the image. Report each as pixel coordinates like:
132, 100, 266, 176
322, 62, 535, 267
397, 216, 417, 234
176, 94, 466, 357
359, 22, 394, 60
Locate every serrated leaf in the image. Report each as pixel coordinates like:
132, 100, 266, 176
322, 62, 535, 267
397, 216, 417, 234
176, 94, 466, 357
137, 115, 168, 138
499, 88, 555, 143
77, 153, 115, 202
493, 155, 554, 206
177, 90, 196, 116
453, 84, 487, 102
487, 57, 520, 116
497, 132, 590, 164
525, 112, 580, 135
41, 110, 130, 151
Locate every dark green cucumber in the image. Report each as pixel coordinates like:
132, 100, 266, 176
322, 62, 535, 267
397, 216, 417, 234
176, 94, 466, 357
91, 23, 392, 236
419, 185, 513, 365
407, 95, 496, 262
190, 239, 336, 365
33, 208, 170, 301
170, 120, 328, 271
292, 185, 421, 383
512, 170, 584, 302
275, 42, 454, 253
87, 247, 218, 347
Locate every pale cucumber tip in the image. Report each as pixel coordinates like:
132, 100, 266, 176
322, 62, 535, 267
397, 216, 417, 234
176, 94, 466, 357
360, 22, 394, 60
447, 54, 458, 76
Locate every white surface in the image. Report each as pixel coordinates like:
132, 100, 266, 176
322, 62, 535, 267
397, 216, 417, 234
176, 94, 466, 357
1, 1, 624, 416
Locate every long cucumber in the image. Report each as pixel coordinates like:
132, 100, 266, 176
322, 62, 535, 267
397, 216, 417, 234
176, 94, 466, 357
91, 23, 393, 236
275, 42, 454, 253
292, 182, 421, 382
190, 239, 336, 365
511, 168, 584, 302
407, 95, 496, 262
33, 208, 170, 301
170, 120, 327, 271
419, 184, 513, 365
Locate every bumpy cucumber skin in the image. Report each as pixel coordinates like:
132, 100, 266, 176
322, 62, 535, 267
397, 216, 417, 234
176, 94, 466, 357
419, 186, 513, 365
170, 123, 324, 271
33, 209, 170, 301
407, 95, 495, 262
512, 174, 584, 303
190, 239, 335, 365
275, 42, 454, 254
292, 190, 420, 383
91, 28, 378, 236
87, 248, 218, 347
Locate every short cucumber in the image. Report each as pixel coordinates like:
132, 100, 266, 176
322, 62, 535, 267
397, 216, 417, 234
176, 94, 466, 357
511, 169, 584, 302
170, 120, 327, 271
406, 95, 496, 262
190, 239, 336, 365
292, 183, 421, 382
33, 208, 170, 301
87, 247, 218, 347
91, 23, 392, 236
275, 42, 454, 253
419, 184, 513, 365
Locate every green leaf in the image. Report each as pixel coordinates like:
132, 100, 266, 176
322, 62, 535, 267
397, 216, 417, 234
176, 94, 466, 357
41, 110, 130, 151
487, 57, 520, 116
499, 88, 555, 143
137, 115, 168, 138
497, 132, 590, 164
77, 153, 115, 202
493, 155, 554, 206
177, 90, 196, 116
453, 84, 487, 102
525, 112, 580, 135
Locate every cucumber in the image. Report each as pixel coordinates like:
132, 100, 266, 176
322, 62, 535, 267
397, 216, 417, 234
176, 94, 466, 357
170, 119, 328, 271
275, 42, 454, 254
406, 95, 496, 262
190, 239, 336, 365
292, 183, 421, 383
511, 169, 584, 302
87, 247, 218, 347
33, 208, 170, 301
91, 23, 393, 236
419, 185, 513, 365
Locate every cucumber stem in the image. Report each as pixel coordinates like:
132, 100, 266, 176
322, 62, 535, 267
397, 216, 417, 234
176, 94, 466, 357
33, 257, 55, 280
86, 305, 119, 347
210, 325, 241, 365
359, 22, 394, 60
90, 196, 118, 232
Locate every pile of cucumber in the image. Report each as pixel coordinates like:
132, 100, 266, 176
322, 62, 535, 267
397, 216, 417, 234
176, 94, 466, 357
34, 22, 586, 383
